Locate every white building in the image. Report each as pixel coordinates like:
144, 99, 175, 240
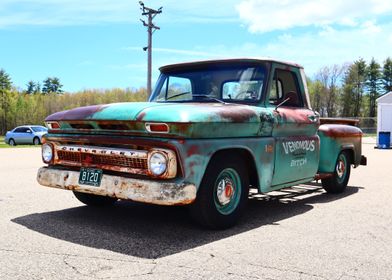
377, 92, 392, 147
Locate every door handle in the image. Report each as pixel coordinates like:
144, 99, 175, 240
307, 114, 319, 123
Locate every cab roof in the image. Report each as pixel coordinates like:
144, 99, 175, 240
159, 57, 304, 72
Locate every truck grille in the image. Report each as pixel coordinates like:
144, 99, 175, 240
57, 151, 148, 169
54, 145, 149, 174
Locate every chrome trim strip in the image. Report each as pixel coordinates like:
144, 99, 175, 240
55, 145, 148, 159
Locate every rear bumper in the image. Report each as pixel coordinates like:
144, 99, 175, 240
360, 155, 367, 166
37, 167, 196, 205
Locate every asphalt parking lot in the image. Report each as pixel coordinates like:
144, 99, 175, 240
0, 138, 391, 280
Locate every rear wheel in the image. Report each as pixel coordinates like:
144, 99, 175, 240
322, 151, 351, 193
73, 191, 117, 207
190, 154, 249, 229
9, 139, 16, 146
33, 137, 40, 145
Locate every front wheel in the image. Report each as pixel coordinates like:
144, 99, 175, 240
322, 151, 351, 193
73, 191, 117, 207
9, 139, 16, 146
190, 155, 249, 229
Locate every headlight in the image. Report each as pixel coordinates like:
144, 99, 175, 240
149, 152, 167, 176
42, 144, 53, 163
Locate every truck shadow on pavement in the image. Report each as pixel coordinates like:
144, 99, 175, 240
12, 184, 360, 259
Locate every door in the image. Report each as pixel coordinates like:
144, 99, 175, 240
268, 67, 320, 186
14, 127, 32, 144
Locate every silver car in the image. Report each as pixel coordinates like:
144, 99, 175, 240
4, 125, 48, 146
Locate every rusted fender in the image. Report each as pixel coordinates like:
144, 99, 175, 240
318, 124, 363, 138
318, 124, 363, 173
37, 167, 196, 206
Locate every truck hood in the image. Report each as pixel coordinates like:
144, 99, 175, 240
45, 102, 274, 138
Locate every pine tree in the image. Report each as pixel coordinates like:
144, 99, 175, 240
42, 77, 63, 94
342, 66, 355, 117
366, 58, 382, 118
51, 77, 63, 94
42, 77, 52, 94
382, 57, 392, 93
34, 82, 41, 94
352, 58, 367, 117
26, 80, 36, 94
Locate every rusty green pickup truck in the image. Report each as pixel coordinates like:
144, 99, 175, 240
37, 58, 366, 229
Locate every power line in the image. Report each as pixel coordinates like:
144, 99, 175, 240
139, 1, 162, 98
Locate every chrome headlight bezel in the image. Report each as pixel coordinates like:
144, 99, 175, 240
148, 151, 168, 176
42, 143, 53, 164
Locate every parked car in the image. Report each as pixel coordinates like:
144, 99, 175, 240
5, 125, 48, 146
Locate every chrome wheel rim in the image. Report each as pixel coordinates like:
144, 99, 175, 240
336, 154, 347, 183
214, 168, 241, 215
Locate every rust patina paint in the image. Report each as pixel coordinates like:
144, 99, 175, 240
37, 58, 365, 206
46, 104, 108, 121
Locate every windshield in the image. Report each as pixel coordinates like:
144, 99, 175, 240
150, 63, 266, 103
31, 126, 47, 132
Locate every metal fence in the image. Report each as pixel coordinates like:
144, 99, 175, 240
343, 117, 377, 134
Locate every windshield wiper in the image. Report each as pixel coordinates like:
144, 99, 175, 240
192, 94, 226, 104
166, 91, 192, 100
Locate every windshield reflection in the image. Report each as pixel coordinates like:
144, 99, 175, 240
150, 64, 266, 103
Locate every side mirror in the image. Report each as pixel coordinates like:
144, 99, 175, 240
26, 130, 32, 133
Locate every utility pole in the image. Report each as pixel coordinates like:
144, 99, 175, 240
139, 1, 162, 97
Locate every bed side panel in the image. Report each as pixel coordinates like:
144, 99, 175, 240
318, 124, 363, 173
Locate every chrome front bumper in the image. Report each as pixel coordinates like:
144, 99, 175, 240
37, 167, 196, 205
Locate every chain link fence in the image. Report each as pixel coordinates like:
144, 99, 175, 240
343, 117, 377, 134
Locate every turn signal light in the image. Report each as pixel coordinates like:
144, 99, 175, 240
145, 123, 169, 133
46, 122, 60, 129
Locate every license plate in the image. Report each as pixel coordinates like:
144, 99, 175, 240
79, 168, 103, 187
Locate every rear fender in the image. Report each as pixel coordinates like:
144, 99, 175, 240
318, 124, 362, 173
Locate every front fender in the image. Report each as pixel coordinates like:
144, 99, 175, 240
172, 137, 275, 193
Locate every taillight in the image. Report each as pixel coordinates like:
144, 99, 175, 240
145, 123, 169, 133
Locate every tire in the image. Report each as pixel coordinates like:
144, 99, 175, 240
322, 150, 351, 194
190, 154, 249, 229
33, 137, 40, 145
73, 191, 117, 207
9, 139, 16, 146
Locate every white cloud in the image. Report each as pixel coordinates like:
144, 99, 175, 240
361, 20, 381, 34
236, 0, 392, 33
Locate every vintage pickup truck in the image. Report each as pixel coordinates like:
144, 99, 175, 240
37, 58, 366, 228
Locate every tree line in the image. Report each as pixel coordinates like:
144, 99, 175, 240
1, 57, 392, 134
0, 72, 147, 134
308, 57, 392, 118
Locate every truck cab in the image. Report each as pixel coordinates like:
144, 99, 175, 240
37, 58, 366, 229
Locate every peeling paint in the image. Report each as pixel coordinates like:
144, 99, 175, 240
37, 59, 366, 209
37, 167, 196, 205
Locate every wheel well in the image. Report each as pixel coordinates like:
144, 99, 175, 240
341, 148, 354, 164
208, 148, 259, 189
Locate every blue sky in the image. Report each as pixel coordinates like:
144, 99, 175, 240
0, 0, 392, 92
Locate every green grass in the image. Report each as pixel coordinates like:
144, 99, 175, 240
364, 133, 377, 137
0, 136, 40, 148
